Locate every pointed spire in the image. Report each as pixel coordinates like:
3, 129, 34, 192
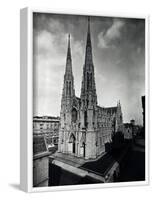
80, 16, 97, 105
87, 16, 91, 46
85, 16, 93, 65
67, 34, 71, 62
65, 34, 72, 74
88, 16, 90, 31
62, 34, 75, 99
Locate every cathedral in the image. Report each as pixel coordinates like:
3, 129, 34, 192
58, 17, 123, 159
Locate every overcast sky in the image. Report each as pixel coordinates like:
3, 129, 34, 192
33, 13, 145, 125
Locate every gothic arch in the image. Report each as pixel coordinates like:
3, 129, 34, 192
69, 133, 76, 143
69, 133, 76, 154
71, 107, 77, 123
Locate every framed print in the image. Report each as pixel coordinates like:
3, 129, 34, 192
20, 8, 149, 192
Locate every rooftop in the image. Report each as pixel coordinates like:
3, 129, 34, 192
33, 116, 60, 122
80, 145, 128, 177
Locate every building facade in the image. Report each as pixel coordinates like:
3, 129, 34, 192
33, 116, 60, 146
58, 18, 123, 159
123, 123, 133, 140
123, 119, 141, 140
33, 116, 60, 186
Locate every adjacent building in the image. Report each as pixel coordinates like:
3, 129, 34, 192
33, 136, 50, 187
123, 119, 141, 140
33, 116, 60, 146
33, 116, 60, 186
123, 123, 133, 140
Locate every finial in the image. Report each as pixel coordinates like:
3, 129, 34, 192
87, 16, 90, 32
68, 33, 71, 49
68, 33, 70, 43
66, 33, 71, 60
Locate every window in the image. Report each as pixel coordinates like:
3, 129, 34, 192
66, 81, 68, 95
72, 107, 77, 123
86, 99, 89, 107
69, 82, 71, 96
87, 72, 89, 90
84, 110, 88, 128
89, 73, 92, 89
87, 72, 92, 90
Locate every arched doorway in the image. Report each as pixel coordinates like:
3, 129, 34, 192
69, 134, 76, 154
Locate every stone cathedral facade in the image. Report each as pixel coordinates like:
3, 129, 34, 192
58, 18, 123, 159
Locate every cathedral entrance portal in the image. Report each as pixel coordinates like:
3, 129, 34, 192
69, 134, 76, 154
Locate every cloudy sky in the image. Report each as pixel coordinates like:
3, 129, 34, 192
33, 13, 145, 125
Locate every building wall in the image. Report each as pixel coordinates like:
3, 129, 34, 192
33, 156, 49, 187
33, 135, 50, 187
58, 98, 123, 159
123, 125, 133, 140
33, 116, 60, 146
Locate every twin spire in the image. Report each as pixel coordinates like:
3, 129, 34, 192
64, 17, 96, 100
62, 33, 74, 99
65, 16, 92, 75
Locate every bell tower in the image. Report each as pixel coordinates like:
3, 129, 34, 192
61, 34, 75, 101
80, 17, 98, 159
58, 34, 75, 153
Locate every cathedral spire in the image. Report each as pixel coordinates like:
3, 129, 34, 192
67, 34, 71, 62
62, 34, 75, 99
85, 16, 93, 64
65, 34, 72, 73
87, 17, 91, 47
81, 17, 97, 102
